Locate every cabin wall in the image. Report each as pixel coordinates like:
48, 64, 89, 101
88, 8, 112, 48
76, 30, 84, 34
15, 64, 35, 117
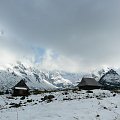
79, 85, 101, 90
12, 89, 29, 96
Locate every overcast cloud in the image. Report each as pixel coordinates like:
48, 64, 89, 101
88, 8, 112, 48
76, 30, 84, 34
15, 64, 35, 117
0, 0, 120, 72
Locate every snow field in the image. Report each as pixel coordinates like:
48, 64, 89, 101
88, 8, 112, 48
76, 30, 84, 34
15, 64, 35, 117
0, 90, 120, 120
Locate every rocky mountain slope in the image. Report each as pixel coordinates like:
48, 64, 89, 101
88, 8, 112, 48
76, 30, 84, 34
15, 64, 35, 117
99, 69, 120, 89
0, 61, 76, 91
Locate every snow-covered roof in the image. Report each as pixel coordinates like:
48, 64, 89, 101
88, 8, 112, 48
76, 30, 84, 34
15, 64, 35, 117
15, 87, 27, 90
13, 80, 29, 89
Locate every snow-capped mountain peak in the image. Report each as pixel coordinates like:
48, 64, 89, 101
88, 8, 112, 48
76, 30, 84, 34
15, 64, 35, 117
49, 72, 72, 87
0, 62, 75, 91
99, 69, 120, 89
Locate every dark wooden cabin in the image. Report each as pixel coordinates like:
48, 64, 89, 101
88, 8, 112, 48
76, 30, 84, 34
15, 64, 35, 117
12, 80, 30, 96
77, 78, 102, 90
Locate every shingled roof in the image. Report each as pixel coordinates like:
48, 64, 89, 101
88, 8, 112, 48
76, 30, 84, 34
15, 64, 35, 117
77, 78, 101, 87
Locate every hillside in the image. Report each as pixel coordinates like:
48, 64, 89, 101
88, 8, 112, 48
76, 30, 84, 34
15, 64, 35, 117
99, 69, 120, 89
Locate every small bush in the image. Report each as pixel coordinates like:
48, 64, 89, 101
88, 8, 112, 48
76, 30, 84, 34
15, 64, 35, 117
6, 96, 14, 99
63, 98, 73, 101
96, 114, 100, 117
115, 105, 117, 108
9, 103, 21, 108
86, 95, 89, 98
20, 96, 25, 100
41, 98, 44, 101
47, 95, 55, 99
27, 99, 32, 102
65, 92, 69, 95
41, 95, 55, 102
9, 103, 16, 105
33, 103, 37, 105
0, 91, 4, 95
44, 96, 48, 100
47, 99, 53, 103
103, 107, 107, 109
86, 90, 93, 93
113, 94, 116, 97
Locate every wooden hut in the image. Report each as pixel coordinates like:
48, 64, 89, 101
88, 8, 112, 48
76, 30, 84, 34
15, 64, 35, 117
77, 78, 101, 90
12, 80, 30, 96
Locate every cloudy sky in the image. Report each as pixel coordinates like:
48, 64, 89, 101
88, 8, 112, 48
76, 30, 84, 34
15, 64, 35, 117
0, 0, 120, 72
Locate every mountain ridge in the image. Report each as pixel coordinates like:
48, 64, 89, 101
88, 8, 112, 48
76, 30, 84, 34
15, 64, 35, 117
0, 61, 77, 91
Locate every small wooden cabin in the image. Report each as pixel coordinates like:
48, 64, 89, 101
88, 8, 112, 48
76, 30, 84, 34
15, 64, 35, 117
12, 80, 30, 96
77, 78, 101, 90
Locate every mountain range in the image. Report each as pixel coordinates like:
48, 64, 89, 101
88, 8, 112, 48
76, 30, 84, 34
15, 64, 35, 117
0, 61, 120, 92
0, 61, 82, 91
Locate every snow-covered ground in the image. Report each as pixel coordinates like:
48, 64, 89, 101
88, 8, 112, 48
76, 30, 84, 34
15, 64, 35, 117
0, 90, 120, 120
